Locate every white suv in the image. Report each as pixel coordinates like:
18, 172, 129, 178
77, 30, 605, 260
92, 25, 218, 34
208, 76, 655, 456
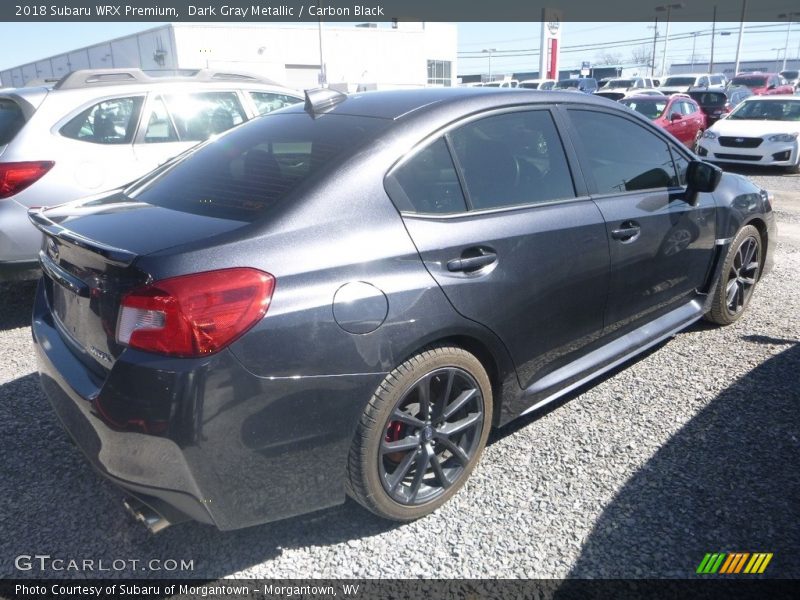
0, 68, 302, 281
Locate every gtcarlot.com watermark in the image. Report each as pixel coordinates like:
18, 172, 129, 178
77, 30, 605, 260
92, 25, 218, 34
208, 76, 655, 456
15, 554, 194, 572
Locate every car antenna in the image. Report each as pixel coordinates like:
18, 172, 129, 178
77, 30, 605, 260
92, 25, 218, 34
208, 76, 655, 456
304, 88, 347, 117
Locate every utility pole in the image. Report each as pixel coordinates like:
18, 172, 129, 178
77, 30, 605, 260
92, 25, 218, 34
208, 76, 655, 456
733, 0, 747, 76
709, 5, 717, 72
650, 17, 659, 77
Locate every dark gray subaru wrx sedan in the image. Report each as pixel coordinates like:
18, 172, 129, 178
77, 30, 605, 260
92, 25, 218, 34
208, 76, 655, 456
30, 88, 776, 532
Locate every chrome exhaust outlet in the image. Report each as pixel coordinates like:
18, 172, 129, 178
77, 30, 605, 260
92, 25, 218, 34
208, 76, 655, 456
123, 497, 171, 534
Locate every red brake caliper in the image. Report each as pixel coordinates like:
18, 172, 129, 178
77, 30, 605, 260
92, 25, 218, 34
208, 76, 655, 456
384, 420, 405, 463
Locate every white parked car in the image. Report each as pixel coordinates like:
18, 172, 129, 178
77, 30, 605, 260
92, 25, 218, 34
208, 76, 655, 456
696, 95, 800, 173
0, 68, 302, 281
518, 79, 556, 90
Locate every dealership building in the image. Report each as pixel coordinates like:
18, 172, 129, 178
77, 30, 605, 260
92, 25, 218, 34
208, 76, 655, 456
0, 22, 457, 91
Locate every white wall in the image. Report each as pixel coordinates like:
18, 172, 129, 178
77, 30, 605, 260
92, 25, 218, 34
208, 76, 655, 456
1, 23, 457, 90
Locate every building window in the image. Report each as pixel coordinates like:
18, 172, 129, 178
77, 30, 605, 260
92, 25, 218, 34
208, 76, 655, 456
427, 60, 452, 87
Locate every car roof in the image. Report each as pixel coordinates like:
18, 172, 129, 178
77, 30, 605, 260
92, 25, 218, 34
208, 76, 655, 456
741, 94, 799, 101
281, 87, 614, 121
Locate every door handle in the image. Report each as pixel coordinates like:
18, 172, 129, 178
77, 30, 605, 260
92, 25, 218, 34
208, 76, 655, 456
611, 222, 641, 241
447, 250, 497, 272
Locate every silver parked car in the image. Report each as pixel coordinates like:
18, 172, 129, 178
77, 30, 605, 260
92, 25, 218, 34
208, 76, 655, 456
0, 68, 302, 281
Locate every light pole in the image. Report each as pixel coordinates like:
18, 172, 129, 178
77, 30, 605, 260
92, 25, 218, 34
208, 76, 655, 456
655, 3, 683, 78
778, 12, 800, 71
482, 48, 496, 83
690, 32, 699, 69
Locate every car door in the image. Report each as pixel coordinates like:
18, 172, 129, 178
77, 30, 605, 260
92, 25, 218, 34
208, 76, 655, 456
56, 95, 145, 195
133, 90, 248, 173
565, 108, 717, 337
385, 108, 610, 390
664, 98, 689, 144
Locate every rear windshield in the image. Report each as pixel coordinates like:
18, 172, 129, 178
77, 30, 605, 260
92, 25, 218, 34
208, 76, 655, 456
555, 80, 580, 89
127, 113, 389, 222
620, 98, 668, 119
781, 70, 798, 79
731, 75, 768, 88
0, 99, 25, 145
689, 92, 727, 106
602, 79, 635, 88
663, 77, 695, 86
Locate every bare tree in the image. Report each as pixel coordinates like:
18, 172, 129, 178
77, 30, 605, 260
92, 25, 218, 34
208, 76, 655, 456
595, 51, 622, 66
630, 45, 653, 68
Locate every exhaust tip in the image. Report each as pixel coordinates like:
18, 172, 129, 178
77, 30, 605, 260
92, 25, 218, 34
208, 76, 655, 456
123, 497, 171, 534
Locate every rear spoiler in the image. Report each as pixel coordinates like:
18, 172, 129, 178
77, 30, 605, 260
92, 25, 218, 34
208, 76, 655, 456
28, 207, 137, 267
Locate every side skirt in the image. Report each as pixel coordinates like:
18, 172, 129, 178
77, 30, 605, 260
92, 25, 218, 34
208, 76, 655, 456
516, 299, 705, 419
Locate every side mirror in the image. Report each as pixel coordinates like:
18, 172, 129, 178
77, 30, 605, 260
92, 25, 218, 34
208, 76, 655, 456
686, 160, 722, 204
670, 112, 683, 121
767, 84, 776, 90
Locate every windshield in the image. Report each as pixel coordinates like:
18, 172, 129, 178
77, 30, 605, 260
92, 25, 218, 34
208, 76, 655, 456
730, 75, 768, 88
727, 99, 800, 121
663, 77, 696, 86
620, 98, 668, 120
780, 70, 798, 79
0, 99, 25, 145
127, 113, 389, 222
602, 79, 635, 88
555, 80, 580, 89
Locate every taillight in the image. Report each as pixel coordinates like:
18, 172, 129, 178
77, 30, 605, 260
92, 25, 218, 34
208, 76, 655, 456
117, 268, 274, 357
0, 161, 54, 199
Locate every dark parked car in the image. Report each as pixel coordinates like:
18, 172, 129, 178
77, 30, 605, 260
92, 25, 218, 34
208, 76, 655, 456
689, 86, 753, 126
553, 77, 598, 93
31, 88, 776, 532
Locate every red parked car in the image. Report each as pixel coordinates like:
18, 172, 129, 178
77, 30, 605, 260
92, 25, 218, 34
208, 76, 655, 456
728, 72, 794, 95
620, 93, 707, 148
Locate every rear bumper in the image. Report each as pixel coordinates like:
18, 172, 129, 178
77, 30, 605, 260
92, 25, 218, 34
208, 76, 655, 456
32, 280, 385, 531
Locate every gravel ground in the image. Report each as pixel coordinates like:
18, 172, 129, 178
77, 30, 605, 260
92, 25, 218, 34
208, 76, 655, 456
0, 171, 798, 581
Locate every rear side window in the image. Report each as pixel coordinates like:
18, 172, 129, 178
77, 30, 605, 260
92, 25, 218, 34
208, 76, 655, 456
0, 99, 25, 145
388, 137, 467, 214
449, 110, 575, 210
129, 113, 388, 222
568, 109, 679, 194
249, 92, 302, 115
162, 92, 246, 141
60, 96, 144, 144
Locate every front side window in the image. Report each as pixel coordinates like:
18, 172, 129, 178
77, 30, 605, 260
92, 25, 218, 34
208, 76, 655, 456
143, 96, 178, 143
60, 96, 144, 144
249, 92, 302, 115
163, 92, 246, 141
568, 109, 679, 194
448, 110, 575, 210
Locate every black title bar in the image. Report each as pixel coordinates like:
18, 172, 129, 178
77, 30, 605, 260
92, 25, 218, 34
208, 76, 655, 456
1, 0, 798, 22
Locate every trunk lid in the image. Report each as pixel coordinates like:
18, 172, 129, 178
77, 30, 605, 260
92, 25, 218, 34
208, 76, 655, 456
29, 193, 250, 374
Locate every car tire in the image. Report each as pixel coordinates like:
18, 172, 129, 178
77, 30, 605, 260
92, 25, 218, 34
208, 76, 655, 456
346, 345, 493, 521
705, 224, 762, 325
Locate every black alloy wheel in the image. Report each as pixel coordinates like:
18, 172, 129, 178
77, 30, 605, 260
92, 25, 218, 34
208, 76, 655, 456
706, 224, 762, 325
346, 346, 492, 521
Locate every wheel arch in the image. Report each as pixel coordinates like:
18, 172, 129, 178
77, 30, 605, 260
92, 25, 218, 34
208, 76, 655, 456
744, 216, 769, 271
392, 330, 521, 428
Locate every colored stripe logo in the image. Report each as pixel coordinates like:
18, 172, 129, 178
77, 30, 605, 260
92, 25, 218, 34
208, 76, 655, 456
697, 552, 773, 574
